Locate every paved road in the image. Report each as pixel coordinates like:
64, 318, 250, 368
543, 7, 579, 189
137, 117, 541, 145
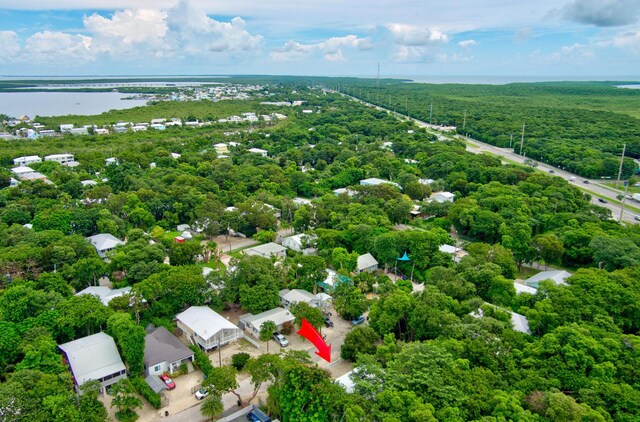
341, 92, 638, 224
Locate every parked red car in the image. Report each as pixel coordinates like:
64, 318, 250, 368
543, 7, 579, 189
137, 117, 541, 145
160, 374, 176, 390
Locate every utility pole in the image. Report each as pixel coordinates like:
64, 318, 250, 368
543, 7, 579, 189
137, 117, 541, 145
429, 103, 433, 124
619, 180, 630, 222
462, 109, 467, 131
510, 134, 513, 148
519, 122, 525, 155
616, 143, 626, 188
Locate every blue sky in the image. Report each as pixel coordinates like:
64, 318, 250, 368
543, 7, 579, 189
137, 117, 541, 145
0, 0, 639, 77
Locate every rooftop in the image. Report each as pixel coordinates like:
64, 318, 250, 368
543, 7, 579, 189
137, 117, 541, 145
357, 253, 378, 270
175, 306, 238, 342
240, 307, 295, 328
144, 326, 193, 368
58, 332, 125, 387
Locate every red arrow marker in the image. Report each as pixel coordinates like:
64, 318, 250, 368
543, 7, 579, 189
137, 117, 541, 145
297, 318, 332, 363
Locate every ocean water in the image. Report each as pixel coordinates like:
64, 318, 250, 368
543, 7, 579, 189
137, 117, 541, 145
0, 91, 148, 118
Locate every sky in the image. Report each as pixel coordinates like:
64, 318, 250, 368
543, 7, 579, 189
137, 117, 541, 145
0, 0, 639, 78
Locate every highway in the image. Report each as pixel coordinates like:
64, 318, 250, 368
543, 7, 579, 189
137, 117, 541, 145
341, 92, 639, 225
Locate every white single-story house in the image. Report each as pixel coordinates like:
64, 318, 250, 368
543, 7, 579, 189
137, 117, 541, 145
279, 289, 320, 310
439, 244, 468, 263
176, 224, 190, 232
81, 180, 98, 186
58, 332, 127, 392
357, 253, 379, 273
471, 305, 531, 335
433, 192, 455, 203
94, 128, 109, 135
524, 270, 572, 288
60, 124, 74, 133
214, 143, 229, 154
13, 155, 41, 166
514, 282, 538, 295
86, 233, 125, 258
44, 153, 74, 164
176, 306, 240, 351
335, 370, 356, 393
293, 197, 313, 206
282, 234, 318, 255
239, 307, 295, 338
70, 127, 89, 135
105, 157, 118, 166
333, 188, 357, 197
247, 148, 268, 157
144, 326, 194, 376
243, 242, 287, 260
419, 178, 435, 185
359, 178, 401, 189
75, 286, 132, 306
170, 152, 181, 159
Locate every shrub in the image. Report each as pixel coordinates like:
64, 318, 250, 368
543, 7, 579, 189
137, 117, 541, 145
129, 376, 161, 409
190, 344, 214, 377
231, 352, 251, 371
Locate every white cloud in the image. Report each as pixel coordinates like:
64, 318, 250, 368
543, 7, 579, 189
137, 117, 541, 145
387, 24, 449, 46
2, 1, 264, 65
514, 27, 533, 43
0, 31, 20, 63
24, 31, 93, 63
531, 43, 595, 64
164, 1, 263, 56
458, 39, 477, 48
270, 34, 371, 61
611, 29, 640, 51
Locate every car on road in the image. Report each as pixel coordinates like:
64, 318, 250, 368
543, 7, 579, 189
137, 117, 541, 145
598, 198, 607, 204
583, 180, 590, 184
159, 374, 176, 390
247, 407, 272, 422
635, 215, 640, 221
195, 388, 208, 400
324, 316, 334, 327
569, 177, 576, 182
548, 170, 555, 174
272, 332, 289, 347
351, 315, 366, 325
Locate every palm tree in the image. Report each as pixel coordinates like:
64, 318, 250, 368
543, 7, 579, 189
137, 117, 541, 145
201, 394, 224, 421
259, 320, 277, 352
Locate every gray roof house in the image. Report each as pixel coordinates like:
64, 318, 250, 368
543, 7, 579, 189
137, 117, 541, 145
144, 326, 194, 375
279, 289, 320, 310
357, 253, 379, 273
239, 307, 295, 338
58, 332, 126, 392
87, 233, 125, 259
243, 242, 287, 259
176, 306, 240, 351
524, 270, 572, 288
471, 305, 531, 335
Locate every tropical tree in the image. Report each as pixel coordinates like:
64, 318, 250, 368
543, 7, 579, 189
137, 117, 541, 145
200, 394, 224, 421
110, 378, 142, 422
260, 320, 277, 352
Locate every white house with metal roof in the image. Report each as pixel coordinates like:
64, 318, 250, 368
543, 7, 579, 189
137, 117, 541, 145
13, 155, 41, 166
243, 242, 287, 260
433, 191, 455, 203
359, 178, 401, 189
281, 233, 318, 255
58, 332, 126, 392
75, 286, 132, 306
439, 244, 468, 263
524, 270, 572, 288
239, 307, 295, 338
176, 306, 240, 351
357, 253, 379, 273
471, 305, 531, 335
44, 153, 74, 164
514, 282, 538, 295
86, 233, 125, 259
247, 147, 268, 157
